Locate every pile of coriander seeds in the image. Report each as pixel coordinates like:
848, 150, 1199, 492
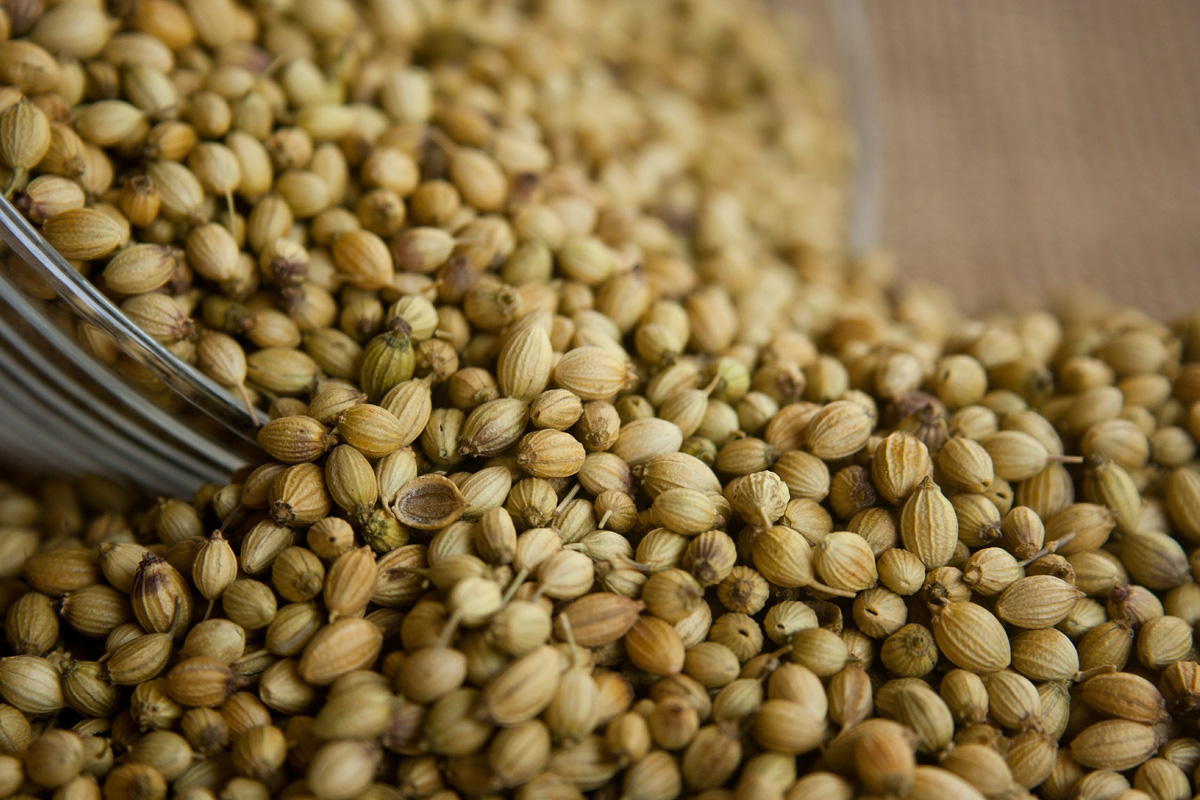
3, 0, 1200, 799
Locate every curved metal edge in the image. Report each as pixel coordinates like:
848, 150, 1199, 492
0, 287, 237, 489
0, 345, 210, 494
0, 196, 269, 440
0, 260, 254, 474
826, 0, 884, 254
0, 388, 107, 477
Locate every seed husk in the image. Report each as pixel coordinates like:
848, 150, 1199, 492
807, 400, 874, 460
1081, 672, 1170, 724
1121, 528, 1190, 590
624, 617, 685, 677
1, 1, 1199, 797
854, 723, 916, 796
460, 398, 530, 457
221, 579, 278, 632
379, 379, 431, 446
1070, 719, 1162, 771
556, 594, 645, 647
247, 348, 320, 396
298, 617, 383, 686
102, 243, 178, 295
553, 347, 632, 402
498, 326, 554, 402
0, 654, 62, 715
25, 729, 85, 788
322, 546, 377, 619
61, 660, 120, 717
0, 40, 62, 93
931, 601, 1011, 674
306, 740, 380, 800
1137, 614, 1193, 670
1009, 628, 1079, 681
121, 293, 194, 344
751, 525, 852, 598
872, 432, 932, 505
899, 477, 958, 569
1167, 467, 1200, 541
270, 546, 325, 603
651, 488, 722, 536
938, 436, 995, 493
392, 474, 466, 530
1078, 618, 1135, 672
166, 657, 240, 708
5, 592, 57, 655
336, 403, 407, 458
182, 618, 245, 665
994, 575, 1084, 629
753, 699, 825, 755
814, 531, 878, 593
332, 228, 394, 290
43, 207, 125, 260
132, 552, 192, 640
23, 545, 100, 595
1083, 458, 1143, 534
185, 222, 239, 281
482, 645, 563, 725
105, 632, 173, 686
192, 531, 236, 601
518, 429, 587, 478
642, 452, 723, 498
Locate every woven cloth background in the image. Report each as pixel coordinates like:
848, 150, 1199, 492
837, 1, 1200, 320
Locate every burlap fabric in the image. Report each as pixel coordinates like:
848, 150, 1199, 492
815, 1, 1200, 319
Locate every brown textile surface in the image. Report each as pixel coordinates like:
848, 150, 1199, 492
843, 1, 1200, 320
